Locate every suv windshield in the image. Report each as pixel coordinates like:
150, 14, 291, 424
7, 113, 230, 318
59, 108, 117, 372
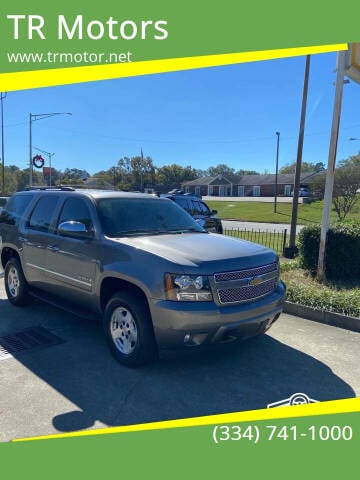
97, 197, 205, 237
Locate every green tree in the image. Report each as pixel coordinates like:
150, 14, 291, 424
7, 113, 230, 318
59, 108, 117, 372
280, 161, 325, 174
207, 164, 235, 177
59, 168, 90, 184
156, 164, 197, 185
1, 167, 17, 194
130, 155, 156, 190
339, 152, 360, 168
310, 166, 360, 220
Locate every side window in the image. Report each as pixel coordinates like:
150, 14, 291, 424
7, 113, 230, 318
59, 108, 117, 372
190, 200, 202, 215
0, 194, 34, 225
28, 196, 59, 231
199, 202, 210, 215
175, 197, 191, 213
57, 198, 93, 231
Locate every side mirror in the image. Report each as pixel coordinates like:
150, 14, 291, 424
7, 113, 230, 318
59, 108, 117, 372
211, 210, 218, 215
58, 221, 94, 239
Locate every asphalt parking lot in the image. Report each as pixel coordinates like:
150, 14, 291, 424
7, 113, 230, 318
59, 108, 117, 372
0, 276, 359, 442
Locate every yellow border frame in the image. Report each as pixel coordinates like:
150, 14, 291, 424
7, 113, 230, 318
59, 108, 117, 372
14, 398, 360, 442
0, 43, 347, 91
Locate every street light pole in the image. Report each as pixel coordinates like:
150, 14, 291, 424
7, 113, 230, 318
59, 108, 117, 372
1, 92, 7, 195
29, 112, 71, 188
287, 55, 311, 258
274, 131, 280, 213
29, 113, 33, 188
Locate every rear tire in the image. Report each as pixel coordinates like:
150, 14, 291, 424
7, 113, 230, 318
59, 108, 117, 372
103, 290, 157, 367
4, 257, 33, 306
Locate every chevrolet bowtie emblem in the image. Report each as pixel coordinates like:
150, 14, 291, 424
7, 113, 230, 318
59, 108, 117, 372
249, 276, 262, 286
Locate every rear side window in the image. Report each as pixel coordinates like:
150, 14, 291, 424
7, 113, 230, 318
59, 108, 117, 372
0, 194, 35, 225
28, 196, 59, 232
190, 200, 202, 215
175, 197, 191, 213
197, 202, 210, 215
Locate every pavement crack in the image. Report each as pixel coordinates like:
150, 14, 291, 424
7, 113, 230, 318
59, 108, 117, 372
110, 365, 152, 426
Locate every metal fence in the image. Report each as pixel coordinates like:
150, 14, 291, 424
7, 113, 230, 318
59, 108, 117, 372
224, 227, 288, 255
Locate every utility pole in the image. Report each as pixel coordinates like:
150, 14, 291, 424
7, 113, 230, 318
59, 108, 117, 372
286, 55, 311, 258
317, 50, 347, 279
140, 147, 144, 192
1, 92, 7, 195
274, 131, 280, 213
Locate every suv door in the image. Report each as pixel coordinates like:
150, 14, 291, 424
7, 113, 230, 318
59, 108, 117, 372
21, 195, 60, 288
45, 196, 97, 305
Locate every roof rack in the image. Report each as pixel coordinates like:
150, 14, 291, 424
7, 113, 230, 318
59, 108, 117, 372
26, 186, 76, 191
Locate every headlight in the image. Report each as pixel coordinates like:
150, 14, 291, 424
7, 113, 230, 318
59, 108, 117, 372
165, 273, 213, 301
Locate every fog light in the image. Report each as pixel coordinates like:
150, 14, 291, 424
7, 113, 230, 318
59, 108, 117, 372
184, 333, 191, 343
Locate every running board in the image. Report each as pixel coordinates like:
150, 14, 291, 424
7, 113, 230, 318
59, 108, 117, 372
29, 289, 100, 322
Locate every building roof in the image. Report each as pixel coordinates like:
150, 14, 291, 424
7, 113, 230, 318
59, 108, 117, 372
182, 172, 320, 187
182, 176, 215, 186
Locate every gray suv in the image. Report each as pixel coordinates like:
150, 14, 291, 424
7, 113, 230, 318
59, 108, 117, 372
0, 188, 285, 366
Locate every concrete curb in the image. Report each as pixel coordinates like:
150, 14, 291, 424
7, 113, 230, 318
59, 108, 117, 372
284, 301, 360, 333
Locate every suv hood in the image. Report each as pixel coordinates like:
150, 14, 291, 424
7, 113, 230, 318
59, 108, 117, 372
112, 233, 277, 272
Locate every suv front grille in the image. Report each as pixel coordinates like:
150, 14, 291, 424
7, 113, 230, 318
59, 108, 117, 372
214, 262, 279, 305
214, 262, 278, 283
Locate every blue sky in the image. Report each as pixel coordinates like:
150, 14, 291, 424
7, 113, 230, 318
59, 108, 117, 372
3, 51, 360, 175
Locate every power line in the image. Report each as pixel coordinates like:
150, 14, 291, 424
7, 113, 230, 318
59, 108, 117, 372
35, 121, 360, 146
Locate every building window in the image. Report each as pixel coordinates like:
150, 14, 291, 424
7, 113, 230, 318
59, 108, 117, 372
195, 186, 201, 196
237, 186, 245, 197
185, 186, 190, 193
208, 185, 214, 196
253, 186, 261, 197
284, 185, 291, 196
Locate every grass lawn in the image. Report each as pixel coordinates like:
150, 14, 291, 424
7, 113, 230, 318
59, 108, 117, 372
280, 263, 360, 317
207, 198, 360, 224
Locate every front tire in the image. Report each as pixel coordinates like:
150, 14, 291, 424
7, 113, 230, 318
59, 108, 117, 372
103, 291, 157, 367
4, 257, 33, 306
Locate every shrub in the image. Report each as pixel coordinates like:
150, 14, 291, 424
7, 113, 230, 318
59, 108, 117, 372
285, 280, 360, 318
297, 221, 360, 280
297, 225, 321, 272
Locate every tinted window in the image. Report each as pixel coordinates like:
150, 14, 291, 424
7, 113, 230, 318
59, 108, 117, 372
57, 198, 93, 230
0, 197, 9, 208
28, 196, 59, 231
199, 202, 210, 214
175, 197, 191, 212
0, 194, 34, 225
97, 198, 204, 237
190, 200, 202, 215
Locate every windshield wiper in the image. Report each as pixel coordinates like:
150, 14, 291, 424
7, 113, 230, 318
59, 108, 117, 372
110, 228, 205, 237
111, 229, 171, 237
167, 228, 206, 234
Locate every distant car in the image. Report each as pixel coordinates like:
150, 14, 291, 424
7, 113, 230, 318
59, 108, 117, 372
162, 192, 223, 234
291, 188, 312, 198
299, 188, 312, 197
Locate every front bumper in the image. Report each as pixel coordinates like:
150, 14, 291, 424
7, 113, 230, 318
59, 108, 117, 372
150, 281, 286, 350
